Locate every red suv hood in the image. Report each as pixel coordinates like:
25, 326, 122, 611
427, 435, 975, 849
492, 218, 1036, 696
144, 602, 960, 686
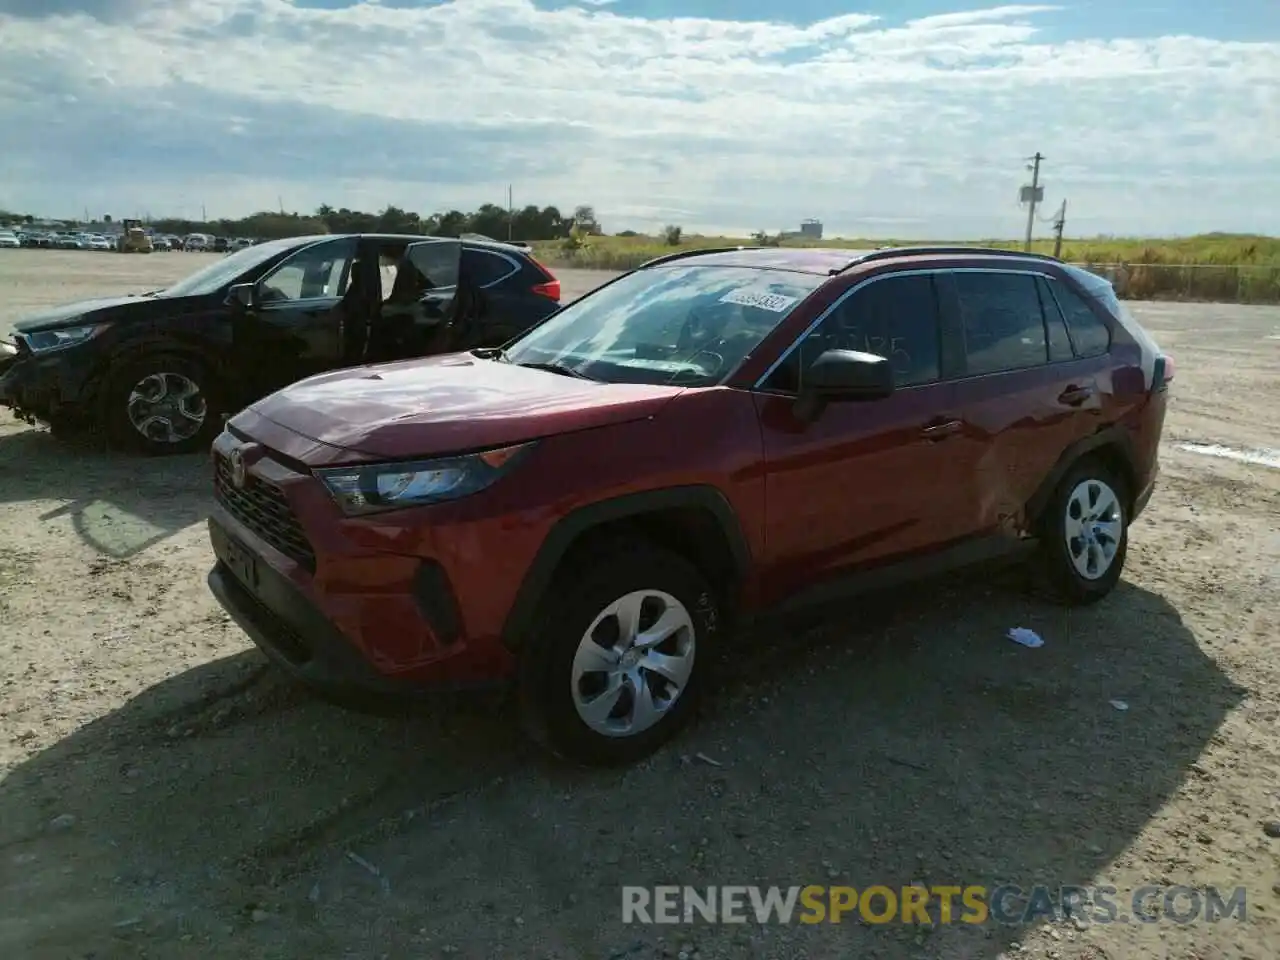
247, 353, 686, 459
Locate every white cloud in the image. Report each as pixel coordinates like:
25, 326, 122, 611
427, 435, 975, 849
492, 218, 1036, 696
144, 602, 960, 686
0, 0, 1276, 237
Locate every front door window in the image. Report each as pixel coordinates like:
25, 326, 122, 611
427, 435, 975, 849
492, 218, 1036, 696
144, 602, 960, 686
257, 239, 356, 304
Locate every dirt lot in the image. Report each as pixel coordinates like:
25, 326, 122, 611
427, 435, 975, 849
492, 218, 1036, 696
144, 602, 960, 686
1, 249, 1278, 959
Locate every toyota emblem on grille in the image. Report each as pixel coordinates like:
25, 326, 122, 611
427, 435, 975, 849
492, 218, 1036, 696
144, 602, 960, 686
229, 448, 247, 488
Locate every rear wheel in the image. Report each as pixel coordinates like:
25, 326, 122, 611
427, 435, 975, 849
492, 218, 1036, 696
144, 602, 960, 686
1034, 459, 1129, 604
518, 542, 719, 766
102, 353, 224, 455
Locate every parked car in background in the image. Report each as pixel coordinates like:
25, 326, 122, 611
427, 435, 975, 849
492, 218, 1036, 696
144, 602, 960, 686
151, 236, 171, 251
203, 245, 1172, 765
87, 235, 113, 251
184, 234, 211, 251
0, 234, 562, 454
0, 230, 19, 248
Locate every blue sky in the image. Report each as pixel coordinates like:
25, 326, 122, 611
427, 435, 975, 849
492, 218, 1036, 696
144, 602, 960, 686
0, 0, 1277, 238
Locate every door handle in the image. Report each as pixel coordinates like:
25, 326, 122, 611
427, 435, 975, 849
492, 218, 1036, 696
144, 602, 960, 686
1058, 384, 1094, 406
920, 419, 962, 441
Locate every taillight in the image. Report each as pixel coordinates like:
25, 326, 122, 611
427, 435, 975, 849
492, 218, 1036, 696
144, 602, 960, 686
1152, 354, 1174, 391
530, 258, 560, 301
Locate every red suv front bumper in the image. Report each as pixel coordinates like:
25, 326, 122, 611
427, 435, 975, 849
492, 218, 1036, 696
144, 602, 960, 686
205, 431, 519, 696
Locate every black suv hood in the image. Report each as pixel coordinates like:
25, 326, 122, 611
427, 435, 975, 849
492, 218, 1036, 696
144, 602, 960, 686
12, 293, 198, 333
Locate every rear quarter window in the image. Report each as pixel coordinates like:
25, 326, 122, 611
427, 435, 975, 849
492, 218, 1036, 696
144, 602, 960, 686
463, 249, 519, 287
1046, 277, 1112, 358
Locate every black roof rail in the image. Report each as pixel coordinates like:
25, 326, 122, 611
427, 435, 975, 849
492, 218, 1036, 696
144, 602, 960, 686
839, 245, 1063, 272
638, 246, 749, 268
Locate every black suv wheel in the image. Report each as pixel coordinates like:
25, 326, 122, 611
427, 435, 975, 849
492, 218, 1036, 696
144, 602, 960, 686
103, 353, 224, 455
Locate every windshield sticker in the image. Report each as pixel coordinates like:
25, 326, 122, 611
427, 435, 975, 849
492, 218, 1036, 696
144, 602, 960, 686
718, 289, 799, 312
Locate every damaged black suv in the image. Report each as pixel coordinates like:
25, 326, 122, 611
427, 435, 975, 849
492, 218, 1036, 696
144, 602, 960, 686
0, 233, 562, 454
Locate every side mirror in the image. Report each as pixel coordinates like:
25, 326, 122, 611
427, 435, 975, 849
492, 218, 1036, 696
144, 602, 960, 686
227, 283, 257, 309
793, 349, 894, 421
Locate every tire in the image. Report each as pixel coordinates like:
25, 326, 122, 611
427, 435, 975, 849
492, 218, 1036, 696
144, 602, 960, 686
1034, 457, 1130, 605
517, 541, 720, 766
102, 352, 224, 455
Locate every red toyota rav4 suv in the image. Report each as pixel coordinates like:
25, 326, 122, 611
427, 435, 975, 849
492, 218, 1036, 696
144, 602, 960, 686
206, 244, 1172, 765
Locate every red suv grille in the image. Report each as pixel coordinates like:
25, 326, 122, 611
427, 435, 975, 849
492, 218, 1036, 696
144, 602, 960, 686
214, 454, 316, 572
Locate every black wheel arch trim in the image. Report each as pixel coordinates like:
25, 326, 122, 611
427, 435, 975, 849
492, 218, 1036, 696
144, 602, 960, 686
94, 336, 230, 406
499, 485, 751, 651
1025, 425, 1138, 525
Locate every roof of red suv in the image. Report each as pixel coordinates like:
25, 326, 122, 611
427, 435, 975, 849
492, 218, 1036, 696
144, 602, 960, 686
646, 247, 876, 275
646, 244, 1067, 277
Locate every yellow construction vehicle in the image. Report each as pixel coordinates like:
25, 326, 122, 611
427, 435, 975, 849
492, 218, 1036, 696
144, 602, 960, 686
118, 219, 153, 253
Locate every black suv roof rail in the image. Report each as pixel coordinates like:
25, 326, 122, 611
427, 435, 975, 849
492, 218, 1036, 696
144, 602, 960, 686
639, 246, 748, 268
840, 245, 1063, 272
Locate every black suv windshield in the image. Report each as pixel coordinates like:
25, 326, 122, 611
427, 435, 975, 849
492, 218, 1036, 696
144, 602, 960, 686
157, 237, 314, 298
502, 265, 823, 385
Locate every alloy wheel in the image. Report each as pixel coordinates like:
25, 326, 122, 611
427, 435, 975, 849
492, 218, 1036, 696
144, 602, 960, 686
126, 372, 208, 445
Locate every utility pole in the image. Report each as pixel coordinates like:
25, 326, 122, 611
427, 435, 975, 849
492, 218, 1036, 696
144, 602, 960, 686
507, 184, 514, 241
1023, 152, 1044, 251
201, 203, 207, 223
1052, 198, 1067, 259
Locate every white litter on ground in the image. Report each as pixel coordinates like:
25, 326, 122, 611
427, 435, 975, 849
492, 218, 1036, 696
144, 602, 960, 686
1110, 699, 1130, 711
1006, 627, 1044, 648
1175, 442, 1280, 470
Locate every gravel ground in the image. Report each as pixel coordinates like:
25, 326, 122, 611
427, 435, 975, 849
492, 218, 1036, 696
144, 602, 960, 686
0, 249, 1278, 959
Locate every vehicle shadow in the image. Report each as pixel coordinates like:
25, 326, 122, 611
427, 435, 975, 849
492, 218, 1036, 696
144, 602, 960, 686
0, 572, 1239, 959
0, 422, 210, 558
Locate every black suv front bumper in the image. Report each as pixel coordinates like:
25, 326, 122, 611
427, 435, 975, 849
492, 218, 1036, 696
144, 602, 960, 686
0, 339, 96, 426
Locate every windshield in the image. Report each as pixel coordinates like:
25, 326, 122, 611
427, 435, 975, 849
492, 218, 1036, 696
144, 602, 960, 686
157, 237, 318, 298
502, 265, 824, 385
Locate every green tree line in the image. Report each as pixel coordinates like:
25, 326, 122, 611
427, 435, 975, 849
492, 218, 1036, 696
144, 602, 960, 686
1, 204, 604, 242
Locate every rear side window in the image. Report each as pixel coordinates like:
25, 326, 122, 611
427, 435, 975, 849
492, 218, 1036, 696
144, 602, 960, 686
766, 274, 941, 391
463, 249, 519, 287
955, 272, 1047, 375
1047, 278, 1112, 357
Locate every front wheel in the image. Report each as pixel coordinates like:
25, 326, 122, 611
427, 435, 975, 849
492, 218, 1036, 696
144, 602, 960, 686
1034, 459, 1129, 605
102, 353, 224, 455
518, 543, 720, 766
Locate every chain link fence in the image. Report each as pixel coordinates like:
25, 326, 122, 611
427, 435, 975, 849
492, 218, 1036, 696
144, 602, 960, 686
1070, 262, 1280, 305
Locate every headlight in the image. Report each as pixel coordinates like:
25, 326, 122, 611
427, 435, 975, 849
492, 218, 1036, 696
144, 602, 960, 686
315, 442, 535, 516
24, 322, 109, 353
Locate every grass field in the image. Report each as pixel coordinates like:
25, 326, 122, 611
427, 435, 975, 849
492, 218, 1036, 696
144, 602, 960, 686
532, 232, 1280, 303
